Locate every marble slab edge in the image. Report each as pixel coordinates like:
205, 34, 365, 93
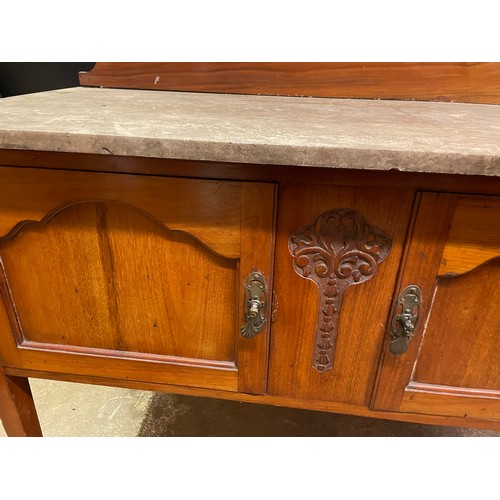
1, 130, 499, 177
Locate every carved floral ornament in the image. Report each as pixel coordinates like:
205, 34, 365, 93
289, 208, 392, 373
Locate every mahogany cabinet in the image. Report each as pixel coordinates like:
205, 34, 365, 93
0, 156, 498, 435
0, 62, 499, 434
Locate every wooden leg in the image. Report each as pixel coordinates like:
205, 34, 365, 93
0, 369, 42, 437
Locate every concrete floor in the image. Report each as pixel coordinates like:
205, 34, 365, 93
1, 379, 499, 437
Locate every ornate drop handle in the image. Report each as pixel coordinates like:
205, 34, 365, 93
389, 285, 422, 355
240, 271, 268, 339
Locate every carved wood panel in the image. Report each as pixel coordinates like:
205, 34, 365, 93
289, 208, 391, 372
267, 184, 413, 405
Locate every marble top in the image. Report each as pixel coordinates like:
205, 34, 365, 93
1, 87, 499, 176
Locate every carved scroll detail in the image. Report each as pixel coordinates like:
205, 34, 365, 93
289, 208, 392, 373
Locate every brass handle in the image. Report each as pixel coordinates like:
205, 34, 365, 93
249, 300, 260, 317
389, 285, 422, 355
397, 311, 416, 335
240, 271, 268, 339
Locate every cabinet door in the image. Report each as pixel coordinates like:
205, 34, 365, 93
0, 167, 275, 394
373, 193, 500, 420
267, 184, 415, 405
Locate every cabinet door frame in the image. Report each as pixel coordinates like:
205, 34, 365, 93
372, 192, 500, 420
0, 166, 277, 395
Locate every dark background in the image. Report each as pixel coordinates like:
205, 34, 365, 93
0, 63, 95, 97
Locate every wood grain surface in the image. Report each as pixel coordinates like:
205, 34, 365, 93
1, 202, 237, 362
372, 193, 458, 411
237, 182, 277, 394
0, 166, 242, 259
373, 193, 500, 420
0, 369, 42, 437
0, 166, 276, 394
2, 150, 500, 197
401, 388, 500, 420
80, 63, 500, 104
439, 195, 500, 276
6, 367, 500, 431
1, 149, 498, 432
414, 260, 500, 392
267, 184, 414, 405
